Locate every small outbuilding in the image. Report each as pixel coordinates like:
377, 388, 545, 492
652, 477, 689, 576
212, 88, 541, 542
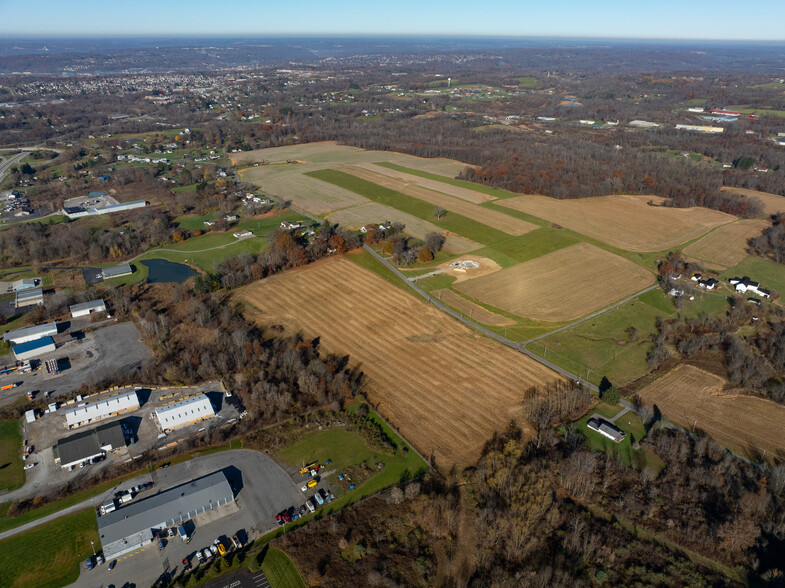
70, 299, 106, 318
15, 287, 44, 308
587, 417, 626, 443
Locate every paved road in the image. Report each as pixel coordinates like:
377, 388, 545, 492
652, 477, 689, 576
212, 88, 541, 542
0, 152, 27, 184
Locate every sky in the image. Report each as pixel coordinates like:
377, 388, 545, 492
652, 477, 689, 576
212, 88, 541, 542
2, 0, 785, 40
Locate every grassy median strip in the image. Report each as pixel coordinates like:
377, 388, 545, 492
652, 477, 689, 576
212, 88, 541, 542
0, 508, 98, 588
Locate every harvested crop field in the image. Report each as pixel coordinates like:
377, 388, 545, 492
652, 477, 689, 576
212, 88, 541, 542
455, 242, 655, 321
233, 141, 466, 175
638, 364, 785, 458
683, 219, 769, 268
342, 164, 537, 235
326, 201, 480, 254
237, 256, 561, 467
247, 171, 368, 215
433, 289, 514, 326
362, 162, 491, 204
237, 143, 468, 215
498, 194, 734, 252
720, 187, 785, 215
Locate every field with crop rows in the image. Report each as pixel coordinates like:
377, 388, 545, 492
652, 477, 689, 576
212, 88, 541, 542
237, 256, 561, 467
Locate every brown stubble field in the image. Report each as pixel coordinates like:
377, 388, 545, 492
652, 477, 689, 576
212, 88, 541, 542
638, 364, 785, 459
720, 187, 785, 216
455, 242, 655, 322
236, 256, 561, 468
683, 219, 770, 268
341, 164, 538, 235
498, 194, 734, 252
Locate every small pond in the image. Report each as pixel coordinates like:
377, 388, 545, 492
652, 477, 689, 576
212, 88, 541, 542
140, 259, 198, 284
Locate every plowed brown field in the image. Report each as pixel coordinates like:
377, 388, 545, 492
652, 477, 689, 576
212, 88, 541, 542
638, 364, 785, 459
498, 194, 734, 252
683, 219, 769, 268
237, 256, 561, 467
342, 164, 537, 235
455, 242, 654, 321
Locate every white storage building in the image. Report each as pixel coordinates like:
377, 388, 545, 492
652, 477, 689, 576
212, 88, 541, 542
2, 322, 58, 344
64, 390, 140, 429
70, 299, 106, 318
154, 394, 215, 432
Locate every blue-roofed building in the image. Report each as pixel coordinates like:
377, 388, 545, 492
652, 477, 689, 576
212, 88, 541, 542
12, 336, 56, 360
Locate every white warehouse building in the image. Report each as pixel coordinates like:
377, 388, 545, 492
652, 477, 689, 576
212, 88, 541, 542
64, 390, 140, 429
2, 322, 58, 344
70, 299, 106, 318
154, 394, 215, 432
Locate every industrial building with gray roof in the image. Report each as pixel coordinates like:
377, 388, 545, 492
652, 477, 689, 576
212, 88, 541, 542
97, 471, 234, 558
53, 421, 126, 469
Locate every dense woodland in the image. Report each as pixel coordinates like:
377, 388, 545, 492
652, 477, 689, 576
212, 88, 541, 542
273, 385, 785, 587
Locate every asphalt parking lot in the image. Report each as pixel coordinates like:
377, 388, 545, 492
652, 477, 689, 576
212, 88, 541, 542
0, 321, 152, 406
70, 450, 303, 588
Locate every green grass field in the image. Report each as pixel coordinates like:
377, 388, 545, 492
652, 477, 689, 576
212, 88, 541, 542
307, 169, 510, 246
0, 420, 24, 492
529, 290, 677, 387
474, 226, 581, 268
0, 508, 98, 588
261, 547, 306, 588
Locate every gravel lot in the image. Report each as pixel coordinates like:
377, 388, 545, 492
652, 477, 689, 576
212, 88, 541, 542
0, 321, 153, 407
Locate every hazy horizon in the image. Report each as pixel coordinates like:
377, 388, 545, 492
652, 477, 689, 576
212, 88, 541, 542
2, 0, 785, 41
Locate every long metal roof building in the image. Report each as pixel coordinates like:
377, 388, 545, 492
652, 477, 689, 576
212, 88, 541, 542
2, 321, 58, 344
64, 390, 139, 429
97, 471, 234, 559
154, 394, 215, 431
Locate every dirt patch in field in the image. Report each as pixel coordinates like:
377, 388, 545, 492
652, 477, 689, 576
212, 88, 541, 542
236, 256, 561, 468
327, 201, 481, 255
720, 187, 785, 216
432, 289, 515, 326
638, 364, 785, 459
342, 164, 537, 235
499, 194, 734, 252
455, 242, 654, 321
683, 219, 769, 268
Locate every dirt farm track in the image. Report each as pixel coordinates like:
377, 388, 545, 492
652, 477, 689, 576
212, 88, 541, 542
237, 256, 561, 468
